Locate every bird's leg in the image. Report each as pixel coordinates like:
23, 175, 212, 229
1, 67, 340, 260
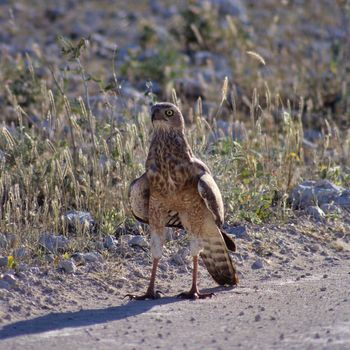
177, 255, 215, 300
125, 258, 162, 300
125, 229, 165, 301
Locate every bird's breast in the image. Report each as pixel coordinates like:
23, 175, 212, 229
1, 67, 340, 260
146, 132, 196, 195
147, 158, 194, 195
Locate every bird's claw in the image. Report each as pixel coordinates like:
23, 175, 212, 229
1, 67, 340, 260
176, 291, 215, 300
124, 290, 163, 300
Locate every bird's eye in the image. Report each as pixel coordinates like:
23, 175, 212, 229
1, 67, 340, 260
165, 109, 174, 117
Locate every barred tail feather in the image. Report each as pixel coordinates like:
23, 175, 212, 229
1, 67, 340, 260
200, 232, 239, 286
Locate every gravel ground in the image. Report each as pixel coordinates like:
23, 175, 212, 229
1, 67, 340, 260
1, 221, 350, 350
0, 262, 349, 350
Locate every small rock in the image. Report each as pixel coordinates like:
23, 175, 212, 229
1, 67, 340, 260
13, 246, 27, 259
45, 6, 65, 22
255, 314, 261, 322
10, 304, 21, 312
128, 235, 148, 249
17, 263, 28, 272
83, 252, 103, 263
308, 244, 320, 253
251, 259, 264, 270
28, 267, 40, 274
290, 180, 343, 209
0, 233, 17, 249
71, 252, 85, 265
320, 203, 341, 214
306, 206, 325, 221
224, 225, 249, 239
149, 0, 177, 18
0, 280, 10, 290
304, 129, 323, 141
334, 190, 350, 209
104, 235, 117, 249
2, 273, 16, 286
204, 0, 248, 22
0, 233, 8, 249
64, 210, 95, 233
16, 271, 27, 279
39, 233, 69, 254
0, 257, 8, 267
59, 259, 77, 274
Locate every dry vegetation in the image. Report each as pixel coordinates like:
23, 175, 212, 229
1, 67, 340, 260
0, 0, 349, 264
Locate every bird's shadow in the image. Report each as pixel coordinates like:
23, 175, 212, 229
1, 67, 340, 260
0, 287, 235, 339
0, 286, 232, 340
0, 296, 180, 340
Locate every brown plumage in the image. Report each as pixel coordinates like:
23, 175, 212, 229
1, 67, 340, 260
126, 102, 238, 300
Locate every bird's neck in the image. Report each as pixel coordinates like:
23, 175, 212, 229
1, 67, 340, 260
147, 128, 193, 167
152, 128, 192, 155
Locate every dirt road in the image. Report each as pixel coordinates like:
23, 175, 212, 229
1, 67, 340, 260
1, 261, 349, 350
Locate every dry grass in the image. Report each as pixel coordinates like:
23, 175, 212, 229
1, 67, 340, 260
0, 0, 349, 260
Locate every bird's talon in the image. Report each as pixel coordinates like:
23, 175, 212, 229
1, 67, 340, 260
199, 292, 215, 299
123, 294, 137, 300
124, 291, 163, 300
177, 291, 215, 300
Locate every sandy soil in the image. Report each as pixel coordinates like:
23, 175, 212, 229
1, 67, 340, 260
0, 261, 349, 350
1, 220, 350, 349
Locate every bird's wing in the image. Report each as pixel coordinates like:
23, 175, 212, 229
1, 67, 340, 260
199, 220, 239, 286
197, 172, 224, 227
220, 229, 237, 252
128, 173, 150, 224
195, 164, 238, 284
128, 173, 183, 228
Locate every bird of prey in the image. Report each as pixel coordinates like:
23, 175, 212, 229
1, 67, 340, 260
127, 102, 238, 300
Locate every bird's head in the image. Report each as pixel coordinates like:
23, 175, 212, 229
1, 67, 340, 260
150, 102, 185, 131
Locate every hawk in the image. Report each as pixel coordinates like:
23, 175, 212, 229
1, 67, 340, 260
126, 102, 238, 300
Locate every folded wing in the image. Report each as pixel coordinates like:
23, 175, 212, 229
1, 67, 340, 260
197, 172, 224, 227
197, 172, 238, 284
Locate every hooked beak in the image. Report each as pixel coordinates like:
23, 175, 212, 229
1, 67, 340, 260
151, 107, 164, 122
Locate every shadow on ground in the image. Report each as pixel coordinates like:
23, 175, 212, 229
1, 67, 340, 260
0, 286, 233, 340
0, 296, 180, 340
